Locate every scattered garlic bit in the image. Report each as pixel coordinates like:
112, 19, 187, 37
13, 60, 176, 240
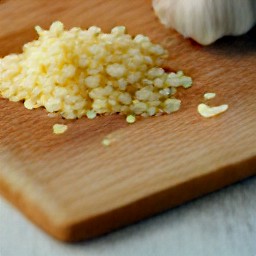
126, 115, 136, 124
198, 103, 228, 118
204, 93, 216, 100
101, 133, 118, 146
48, 113, 58, 118
0, 21, 192, 120
102, 138, 111, 146
53, 124, 68, 134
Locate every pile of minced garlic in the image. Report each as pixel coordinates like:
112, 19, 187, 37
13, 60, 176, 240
0, 21, 192, 120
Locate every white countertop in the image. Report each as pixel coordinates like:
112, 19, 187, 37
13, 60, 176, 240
1, 177, 256, 256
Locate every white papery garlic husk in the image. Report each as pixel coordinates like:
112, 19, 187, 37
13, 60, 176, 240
153, 0, 256, 45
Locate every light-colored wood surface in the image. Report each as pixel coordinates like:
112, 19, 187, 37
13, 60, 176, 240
1, 177, 256, 255
0, 0, 255, 242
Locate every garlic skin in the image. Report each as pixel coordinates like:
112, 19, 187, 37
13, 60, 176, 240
153, 0, 256, 45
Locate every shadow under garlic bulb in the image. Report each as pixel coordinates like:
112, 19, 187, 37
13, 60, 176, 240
153, 0, 256, 45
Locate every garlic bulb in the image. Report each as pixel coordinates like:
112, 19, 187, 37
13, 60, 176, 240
153, 0, 256, 45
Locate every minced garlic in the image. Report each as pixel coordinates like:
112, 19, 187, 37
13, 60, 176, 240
53, 124, 68, 134
198, 103, 228, 118
102, 138, 111, 146
126, 115, 136, 124
0, 21, 193, 120
204, 92, 216, 100
47, 113, 58, 118
86, 110, 97, 119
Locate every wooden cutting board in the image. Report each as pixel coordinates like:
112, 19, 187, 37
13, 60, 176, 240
0, 0, 255, 242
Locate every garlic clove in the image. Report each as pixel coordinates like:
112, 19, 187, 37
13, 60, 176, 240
153, 0, 256, 45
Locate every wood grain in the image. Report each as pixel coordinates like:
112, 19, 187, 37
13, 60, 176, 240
0, 0, 255, 242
